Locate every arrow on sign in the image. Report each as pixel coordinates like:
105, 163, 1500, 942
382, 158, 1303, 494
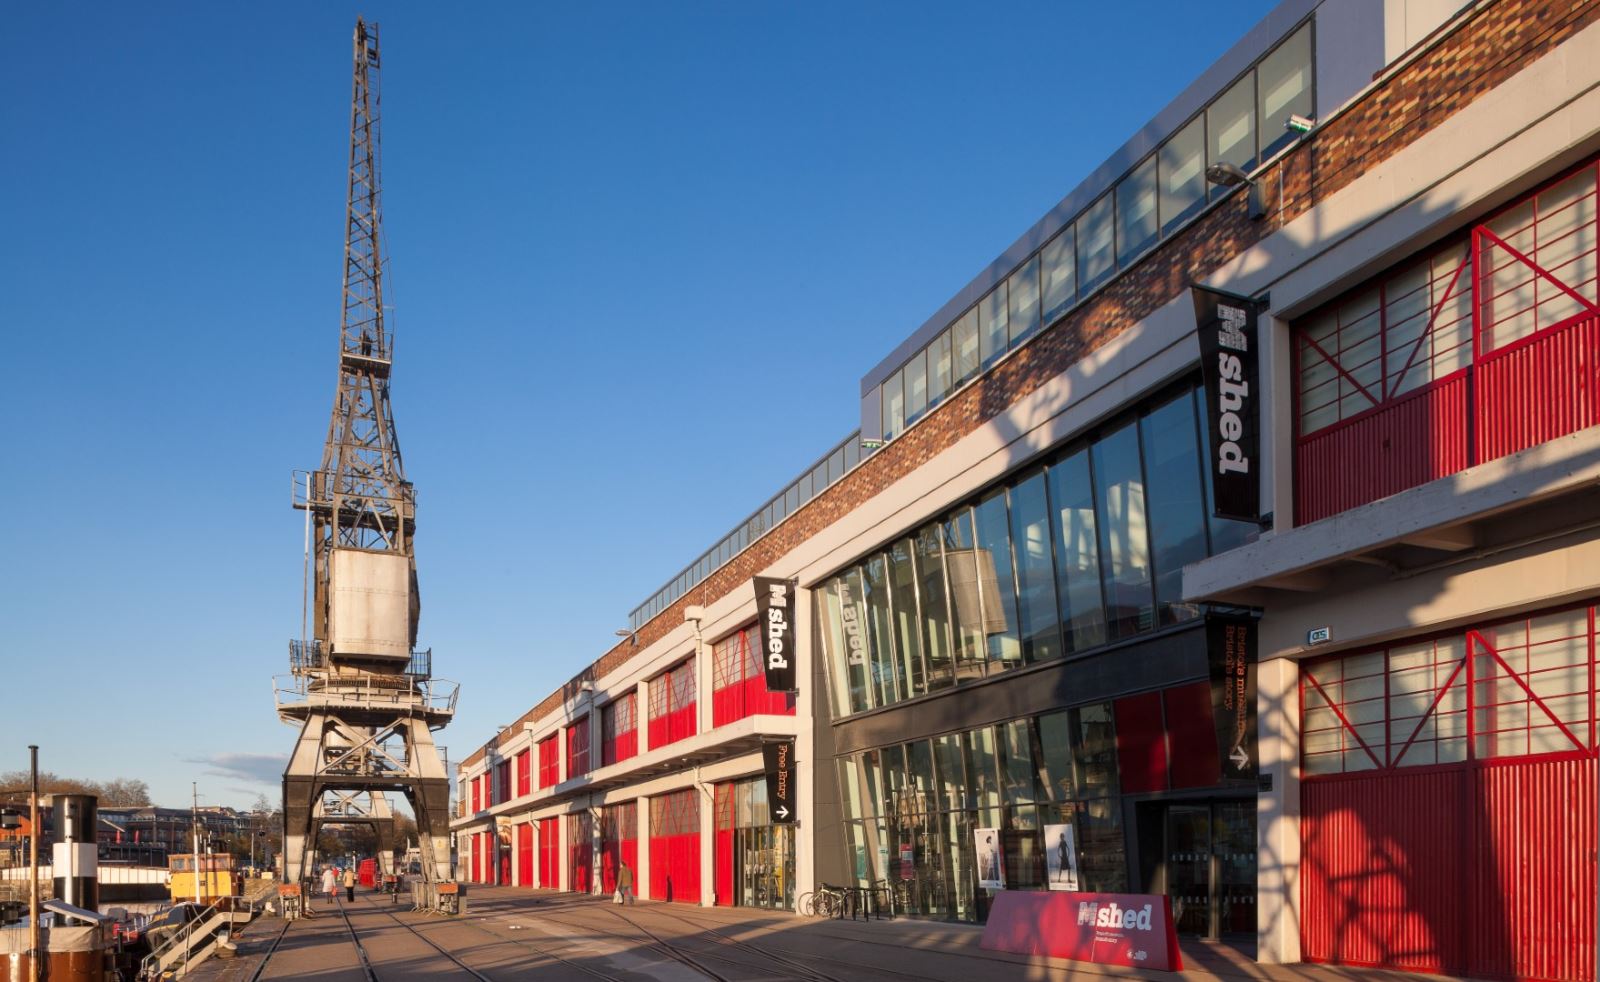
775, 805, 790, 820
1230, 745, 1250, 769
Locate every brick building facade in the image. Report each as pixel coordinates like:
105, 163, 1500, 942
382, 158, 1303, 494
454, 1, 1600, 975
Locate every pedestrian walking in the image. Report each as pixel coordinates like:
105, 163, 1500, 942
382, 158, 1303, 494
344, 866, 357, 902
322, 866, 337, 905
616, 862, 635, 905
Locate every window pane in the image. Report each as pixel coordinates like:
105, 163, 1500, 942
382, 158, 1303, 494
931, 330, 953, 403
905, 350, 928, 422
838, 570, 873, 713
972, 488, 1022, 671
963, 727, 1001, 817
1140, 392, 1208, 625
882, 370, 904, 441
1070, 702, 1121, 797
1008, 256, 1041, 346
999, 719, 1039, 806
1041, 228, 1076, 325
979, 285, 1008, 369
1077, 195, 1115, 294
942, 508, 987, 682
1092, 421, 1154, 638
1116, 157, 1158, 265
888, 537, 926, 698
1036, 711, 1075, 801
863, 555, 900, 707
932, 733, 965, 812
1209, 73, 1257, 185
915, 523, 955, 691
1009, 471, 1061, 663
1159, 116, 1206, 234
1258, 24, 1313, 160
1048, 448, 1107, 651
953, 309, 980, 383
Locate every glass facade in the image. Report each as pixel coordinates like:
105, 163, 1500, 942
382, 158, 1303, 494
818, 383, 1255, 717
835, 703, 1126, 921
878, 21, 1313, 442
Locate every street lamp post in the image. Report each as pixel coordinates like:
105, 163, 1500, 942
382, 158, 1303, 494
28, 745, 40, 982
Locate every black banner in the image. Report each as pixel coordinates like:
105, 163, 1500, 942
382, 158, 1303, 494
763, 740, 796, 824
754, 576, 798, 692
1207, 613, 1258, 782
1194, 286, 1262, 523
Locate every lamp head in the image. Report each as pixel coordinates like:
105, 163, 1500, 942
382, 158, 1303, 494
1204, 161, 1252, 187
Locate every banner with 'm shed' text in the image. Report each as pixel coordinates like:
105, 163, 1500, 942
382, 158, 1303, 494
1194, 286, 1263, 523
754, 576, 798, 692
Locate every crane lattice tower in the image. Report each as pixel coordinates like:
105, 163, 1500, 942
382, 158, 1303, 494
277, 17, 456, 888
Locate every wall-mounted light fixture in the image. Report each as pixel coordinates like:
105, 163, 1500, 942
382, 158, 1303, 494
1204, 161, 1267, 221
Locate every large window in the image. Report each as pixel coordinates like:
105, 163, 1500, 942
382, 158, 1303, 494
875, 22, 1314, 445
1302, 603, 1596, 775
516, 748, 531, 798
601, 691, 638, 766
817, 382, 1257, 718
836, 703, 1126, 922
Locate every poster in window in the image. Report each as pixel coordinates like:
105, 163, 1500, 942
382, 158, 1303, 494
1043, 823, 1080, 892
973, 828, 1005, 890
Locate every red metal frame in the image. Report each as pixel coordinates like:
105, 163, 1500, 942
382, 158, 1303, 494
537, 734, 559, 789
648, 788, 701, 903
601, 691, 638, 766
517, 822, 533, 887
599, 802, 637, 895
1302, 600, 1596, 773
566, 715, 590, 779
1293, 156, 1600, 523
712, 626, 798, 726
496, 760, 511, 806
515, 748, 531, 798
647, 658, 697, 750
567, 811, 593, 894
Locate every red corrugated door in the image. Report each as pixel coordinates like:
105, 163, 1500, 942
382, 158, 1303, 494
1303, 768, 1469, 973
517, 823, 533, 887
1469, 756, 1597, 982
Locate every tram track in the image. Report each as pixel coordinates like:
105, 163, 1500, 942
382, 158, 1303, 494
350, 891, 639, 982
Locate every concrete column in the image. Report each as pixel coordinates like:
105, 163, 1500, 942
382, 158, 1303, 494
590, 800, 603, 896
696, 633, 713, 737
794, 584, 816, 906
557, 812, 570, 893
698, 779, 716, 907
1256, 655, 1303, 963
1265, 312, 1294, 532
636, 680, 651, 752
636, 795, 652, 900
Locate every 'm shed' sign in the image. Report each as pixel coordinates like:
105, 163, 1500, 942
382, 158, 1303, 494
754, 576, 798, 692
1194, 286, 1263, 523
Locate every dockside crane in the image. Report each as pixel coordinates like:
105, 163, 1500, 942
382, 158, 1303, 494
275, 17, 458, 898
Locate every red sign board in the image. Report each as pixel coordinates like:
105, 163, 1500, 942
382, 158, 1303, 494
979, 891, 1182, 971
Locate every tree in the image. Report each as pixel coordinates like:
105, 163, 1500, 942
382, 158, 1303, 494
0, 772, 151, 805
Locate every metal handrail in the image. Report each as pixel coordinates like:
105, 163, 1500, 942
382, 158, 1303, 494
273, 674, 459, 715
286, 640, 432, 680
138, 896, 255, 979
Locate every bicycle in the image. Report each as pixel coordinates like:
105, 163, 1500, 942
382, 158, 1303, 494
798, 882, 849, 917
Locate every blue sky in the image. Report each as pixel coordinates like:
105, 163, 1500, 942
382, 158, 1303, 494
0, 1, 1277, 809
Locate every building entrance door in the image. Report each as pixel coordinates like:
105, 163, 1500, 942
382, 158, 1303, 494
735, 825, 793, 910
1164, 799, 1255, 939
